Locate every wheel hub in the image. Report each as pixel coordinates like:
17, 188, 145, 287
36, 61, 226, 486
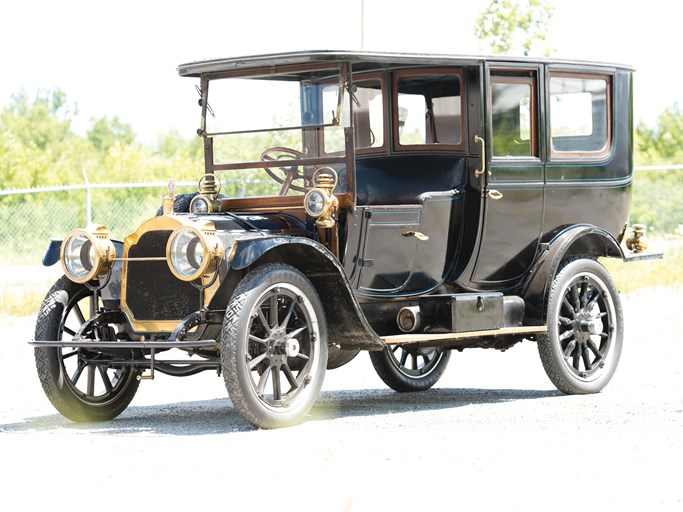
268, 327, 300, 358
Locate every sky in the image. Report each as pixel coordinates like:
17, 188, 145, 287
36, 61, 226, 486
0, 0, 679, 145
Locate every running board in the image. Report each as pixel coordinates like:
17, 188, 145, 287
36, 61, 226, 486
382, 325, 547, 345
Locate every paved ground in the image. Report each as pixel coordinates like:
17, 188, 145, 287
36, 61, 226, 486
1, 286, 681, 511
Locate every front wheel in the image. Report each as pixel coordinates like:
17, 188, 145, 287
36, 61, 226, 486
34, 276, 140, 422
537, 257, 623, 394
370, 345, 450, 392
221, 264, 327, 428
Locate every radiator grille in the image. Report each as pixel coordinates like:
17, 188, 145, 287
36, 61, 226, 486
125, 230, 197, 322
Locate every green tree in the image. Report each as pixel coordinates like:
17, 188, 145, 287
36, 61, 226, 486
475, 0, 555, 56
87, 115, 135, 153
0, 89, 90, 189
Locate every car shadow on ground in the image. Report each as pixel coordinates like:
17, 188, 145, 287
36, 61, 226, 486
0, 387, 561, 435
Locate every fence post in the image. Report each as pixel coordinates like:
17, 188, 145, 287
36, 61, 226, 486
83, 169, 92, 226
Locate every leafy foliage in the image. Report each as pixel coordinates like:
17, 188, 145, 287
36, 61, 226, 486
475, 0, 555, 56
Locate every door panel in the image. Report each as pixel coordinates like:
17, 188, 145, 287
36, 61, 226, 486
357, 207, 421, 293
468, 66, 544, 288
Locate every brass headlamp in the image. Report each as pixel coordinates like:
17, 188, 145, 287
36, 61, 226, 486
61, 225, 115, 284
166, 220, 224, 282
189, 174, 223, 214
304, 167, 339, 229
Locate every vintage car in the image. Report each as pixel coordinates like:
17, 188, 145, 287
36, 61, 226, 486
31, 51, 659, 428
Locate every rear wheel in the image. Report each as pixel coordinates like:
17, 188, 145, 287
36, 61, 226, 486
538, 257, 623, 394
326, 344, 360, 370
34, 276, 140, 422
221, 264, 327, 428
370, 345, 450, 392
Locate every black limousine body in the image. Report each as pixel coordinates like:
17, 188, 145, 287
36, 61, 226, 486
32, 51, 660, 428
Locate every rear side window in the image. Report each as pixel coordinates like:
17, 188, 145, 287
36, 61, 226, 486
393, 69, 464, 150
549, 73, 611, 158
490, 73, 538, 159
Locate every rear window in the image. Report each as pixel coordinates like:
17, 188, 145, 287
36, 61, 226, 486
549, 73, 611, 158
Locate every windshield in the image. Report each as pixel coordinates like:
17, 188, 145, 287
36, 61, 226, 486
201, 66, 348, 198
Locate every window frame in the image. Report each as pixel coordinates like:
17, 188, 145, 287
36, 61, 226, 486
548, 71, 612, 160
391, 68, 466, 152
489, 72, 539, 160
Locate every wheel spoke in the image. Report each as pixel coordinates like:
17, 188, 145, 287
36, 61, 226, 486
586, 290, 602, 310
87, 365, 96, 396
558, 315, 572, 326
581, 345, 592, 371
399, 349, 408, 366
411, 353, 419, 371
579, 281, 588, 308
295, 352, 310, 361
587, 339, 604, 360
269, 294, 279, 328
249, 334, 268, 345
73, 303, 86, 325
280, 301, 296, 329
282, 364, 298, 390
562, 296, 576, 316
63, 326, 77, 337
563, 338, 577, 359
248, 352, 268, 370
558, 328, 574, 342
256, 367, 271, 396
256, 309, 272, 336
98, 366, 113, 392
572, 344, 581, 370
62, 349, 79, 360
71, 357, 86, 384
286, 325, 308, 340
570, 284, 581, 313
271, 367, 282, 400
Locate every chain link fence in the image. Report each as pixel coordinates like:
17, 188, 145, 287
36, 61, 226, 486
0, 181, 198, 266
1, 166, 681, 267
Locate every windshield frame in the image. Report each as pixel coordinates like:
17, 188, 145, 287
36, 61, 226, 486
196, 62, 356, 207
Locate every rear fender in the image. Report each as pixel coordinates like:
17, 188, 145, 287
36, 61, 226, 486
521, 225, 624, 323
210, 236, 384, 351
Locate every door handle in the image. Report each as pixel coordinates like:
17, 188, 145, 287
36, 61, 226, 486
474, 135, 489, 177
487, 189, 503, 200
402, 231, 430, 241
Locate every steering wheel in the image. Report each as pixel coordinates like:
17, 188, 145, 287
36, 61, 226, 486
260, 146, 310, 195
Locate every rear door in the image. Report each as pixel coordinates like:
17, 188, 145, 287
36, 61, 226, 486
464, 64, 545, 289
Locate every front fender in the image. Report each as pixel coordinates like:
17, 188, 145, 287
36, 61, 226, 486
210, 236, 385, 351
521, 224, 624, 323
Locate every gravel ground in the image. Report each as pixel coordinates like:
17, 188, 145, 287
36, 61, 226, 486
1, 286, 681, 511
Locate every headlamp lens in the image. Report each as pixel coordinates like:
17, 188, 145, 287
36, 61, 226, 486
64, 233, 94, 281
305, 190, 326, 217
169, 228, 206, 280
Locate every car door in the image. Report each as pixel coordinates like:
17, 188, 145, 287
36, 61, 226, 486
462, 64, 545, 290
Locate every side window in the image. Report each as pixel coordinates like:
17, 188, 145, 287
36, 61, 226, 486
550, 73, 610, 157
353, 79, 385, 150
393, 70, 464, 150
490, 74, 537, 158
323, 76, 385, 153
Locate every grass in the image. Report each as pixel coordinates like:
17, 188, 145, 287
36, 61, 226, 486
601, 240, 682, 294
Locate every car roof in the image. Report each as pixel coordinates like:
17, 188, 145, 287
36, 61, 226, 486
177, 50, 634, 77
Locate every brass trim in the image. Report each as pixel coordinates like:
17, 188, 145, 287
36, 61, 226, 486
121, 216, 223, 333
382, 325, 548, 345
166, 224, 224, 282
60, 225, 115, 284
474, 134, 488, 177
